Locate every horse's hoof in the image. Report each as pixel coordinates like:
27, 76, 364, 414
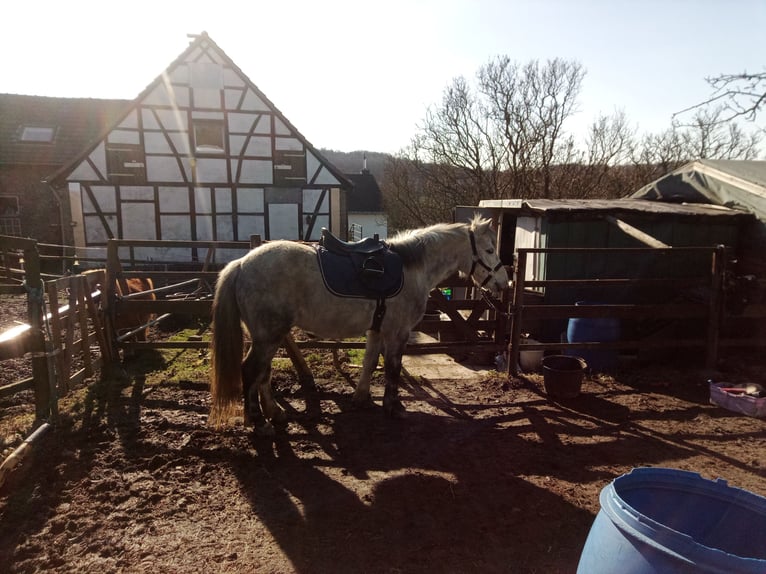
383, 399, 407, 419
299, 375, 316, 392
352, 391, 374, 409
254, 420, 276, 437
270, 407, 288, 425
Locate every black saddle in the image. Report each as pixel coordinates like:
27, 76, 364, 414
319, 228, 387, 255
316, 228, 403, 299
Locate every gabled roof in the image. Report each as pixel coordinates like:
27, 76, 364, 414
48, 31, 352, 188
347, 169, 383, 212
0, 94, 129, 167
630, 159, 766, 222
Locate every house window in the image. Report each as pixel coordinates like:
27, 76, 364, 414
0, 196, 20, 216
106, 144, 146, 183
0, 197, 21, 236
20, 126, 55, 143
0, 218, 21, 236
194, 120, 225, 153
273, 149, 307, 185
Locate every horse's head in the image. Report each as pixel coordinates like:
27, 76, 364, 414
466, 216, 509, 296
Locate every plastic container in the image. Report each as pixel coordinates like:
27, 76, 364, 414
541, 354, 585, 398
566, 301, 620, 372
577, 467, 766, 573
709, 381, 766, 418
519, 338, 544, 372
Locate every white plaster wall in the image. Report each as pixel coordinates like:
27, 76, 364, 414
239, 160, 273, 184
158, 187, 189, 212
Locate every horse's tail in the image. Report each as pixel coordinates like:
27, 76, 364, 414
209, 261, 244, 428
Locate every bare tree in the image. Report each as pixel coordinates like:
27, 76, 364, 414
678, 70, 766, 125
679, 108, 762, 159
382, 57, 589, 227
558, 110, 637, 199
478, 57, 585, 198
382, 60, 764, 228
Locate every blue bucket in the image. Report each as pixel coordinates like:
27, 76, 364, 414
577, 467, 766, 573
567, 301, 620, 372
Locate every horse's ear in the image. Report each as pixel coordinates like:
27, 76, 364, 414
473, 216, 493, 235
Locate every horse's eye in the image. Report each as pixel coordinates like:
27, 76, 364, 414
486, 248, 494, 255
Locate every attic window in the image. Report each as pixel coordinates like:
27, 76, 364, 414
194, 120, 225, 153
106, 144, 146, 183
20, 126, 55, 143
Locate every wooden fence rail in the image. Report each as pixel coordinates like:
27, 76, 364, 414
0, 236, 110, 422
505, 245, 766, 375
104, 237, 510, 363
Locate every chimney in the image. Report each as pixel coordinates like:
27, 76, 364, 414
362, 152, 369, 175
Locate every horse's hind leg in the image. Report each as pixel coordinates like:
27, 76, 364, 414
382, 334, 408, 418
242, 342, 286, 437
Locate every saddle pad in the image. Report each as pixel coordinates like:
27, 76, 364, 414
316, 245, 404, 299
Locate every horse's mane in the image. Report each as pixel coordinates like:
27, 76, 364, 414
387, 215, 486, 267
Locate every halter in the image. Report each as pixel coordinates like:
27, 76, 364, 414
468, 229, 504, 288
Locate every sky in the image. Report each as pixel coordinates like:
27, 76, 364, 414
2, 0, 764, 154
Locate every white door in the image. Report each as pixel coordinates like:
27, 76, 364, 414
268, 203, 300, 240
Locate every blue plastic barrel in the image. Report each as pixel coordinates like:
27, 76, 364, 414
567, 301, 620, 371
577, 467, 766, 573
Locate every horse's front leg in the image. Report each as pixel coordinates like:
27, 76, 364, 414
382, 335, 408, 418
352, 329, 382, 407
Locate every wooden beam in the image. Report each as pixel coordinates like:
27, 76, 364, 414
605, 215, 670, 248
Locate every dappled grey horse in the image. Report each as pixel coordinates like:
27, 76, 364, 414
209, 216, 509, 436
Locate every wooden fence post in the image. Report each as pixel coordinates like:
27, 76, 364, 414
508, 250, 527, 376
706, 245, 726, 370
104, 239, 120, 362
24, 243, 55, 421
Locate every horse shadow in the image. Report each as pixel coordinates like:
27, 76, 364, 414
230, 409, 597, 573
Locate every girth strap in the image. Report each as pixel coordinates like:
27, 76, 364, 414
370, 297, 386, 332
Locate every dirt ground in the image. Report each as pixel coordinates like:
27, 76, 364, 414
0, 294, 765, 574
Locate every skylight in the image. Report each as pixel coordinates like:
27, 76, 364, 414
20, 126, 55, 143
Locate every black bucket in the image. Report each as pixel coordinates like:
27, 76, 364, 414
542, 355, 585, 398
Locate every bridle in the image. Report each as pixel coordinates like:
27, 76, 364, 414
468, 229, 504, 289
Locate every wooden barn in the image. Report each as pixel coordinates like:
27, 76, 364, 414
46, 32, 352, 264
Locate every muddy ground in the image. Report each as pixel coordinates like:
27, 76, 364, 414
0, 293, 765, 573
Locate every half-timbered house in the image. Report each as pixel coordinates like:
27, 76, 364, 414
48, 32, 352, 264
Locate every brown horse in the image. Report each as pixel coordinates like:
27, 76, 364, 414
114, 277, 156, 343
82, 270, 156, 353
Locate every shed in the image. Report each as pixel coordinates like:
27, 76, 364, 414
47, 32, 352, 265
473, 198, 755, 342
477, 198, 752, 296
